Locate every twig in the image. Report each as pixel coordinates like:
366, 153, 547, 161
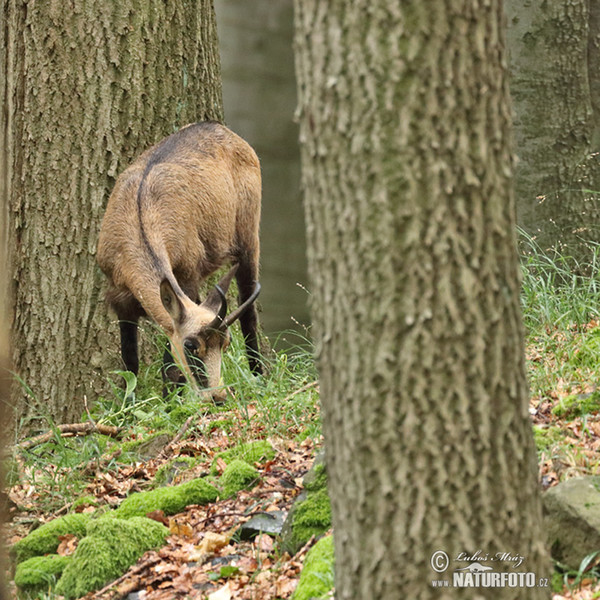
17, 423, 122, 451
92, 554, 162, 599
282, 381, 319, 403
156, 413, 196, 460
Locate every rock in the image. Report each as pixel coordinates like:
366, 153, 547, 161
237, 511, 286, 541
543, 475, 600, 569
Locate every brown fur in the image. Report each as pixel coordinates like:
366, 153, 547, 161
97, 122, 262, 400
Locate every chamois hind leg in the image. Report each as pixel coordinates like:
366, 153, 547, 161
236, 254, 262, 375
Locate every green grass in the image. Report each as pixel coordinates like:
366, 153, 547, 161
10, 327, 319, 513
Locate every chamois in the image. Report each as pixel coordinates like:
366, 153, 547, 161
97, 122, 262, 402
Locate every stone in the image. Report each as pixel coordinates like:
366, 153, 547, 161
543, 476, 600, 569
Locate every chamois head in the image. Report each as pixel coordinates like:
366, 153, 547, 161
159, 265, 261, 402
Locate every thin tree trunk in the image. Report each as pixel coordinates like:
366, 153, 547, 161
295, 1, 549, 598
1, 1, 223, 426
507, 0, 600, 256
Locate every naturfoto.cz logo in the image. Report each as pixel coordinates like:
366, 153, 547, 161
430, 551, 550, 589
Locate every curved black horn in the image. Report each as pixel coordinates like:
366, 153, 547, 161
206, 284, 228, 331
223, 281, 261, 329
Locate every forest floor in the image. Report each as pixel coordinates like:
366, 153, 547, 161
8, 239, 600, 599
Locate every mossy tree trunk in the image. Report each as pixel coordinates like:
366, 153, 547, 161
507, 0, 600, 255
294, 2, 549, 598
1, 0, 223, 426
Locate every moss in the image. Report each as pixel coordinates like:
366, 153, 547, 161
114, 477, 219, 519
71, 495, 98, 512
55, 517, 168, 599
304, 462, 327, 492
153, 456, 202, 488
219, 459, 260, 498
211, 440, 275, 474
552, 391, 600, 419
291, 488, 332, 550
12, 513, 90, 564
14, 554, 72, 597
293, 535, 335, 600
533, 425, 565, 452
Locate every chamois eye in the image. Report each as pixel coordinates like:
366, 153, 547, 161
184, 340, 197, 352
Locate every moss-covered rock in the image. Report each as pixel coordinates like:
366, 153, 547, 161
55, 517, 168, 599
114, 477, 219, 519
219, 459, 260, 498
293, 535, 335, 600
12, 513, 90, 564
14, 554, 72, 597
281, 452, 331, 555
211, 440, 275, 474
289, 488, 331, 549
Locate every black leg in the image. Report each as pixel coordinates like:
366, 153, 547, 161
119, 320, 139, 375
236, 259, 262, 375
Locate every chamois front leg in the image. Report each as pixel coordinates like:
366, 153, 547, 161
118, 319, 139, 375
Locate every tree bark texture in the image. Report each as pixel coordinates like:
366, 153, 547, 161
295, 2, 549, 598
507, 0, 600, 255
1, 0, 223, 425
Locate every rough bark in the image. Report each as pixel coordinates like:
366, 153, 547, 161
1, 0, 223, 425
507, 0, 600, 255
294, 1, 549, 598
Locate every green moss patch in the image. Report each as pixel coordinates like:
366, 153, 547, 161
12, 513, 90, 564
290, 487, 332, 551
552, 391, 600, 419
533, 425, 566, 452
219, 459, 260, 498
153, 456, 202, 488
211, 440, 275, 474
293, 535, 335, 600
14, 554, 72, 597
114, 477, 219, 519
55, 517, 167, 599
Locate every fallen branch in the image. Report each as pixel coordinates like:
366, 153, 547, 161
17, 423, 122, 451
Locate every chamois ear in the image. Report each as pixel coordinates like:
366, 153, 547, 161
160, 278, 185, 325
202, 265, 239, 313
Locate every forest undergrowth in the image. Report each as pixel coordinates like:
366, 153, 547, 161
7, 232, 600, 598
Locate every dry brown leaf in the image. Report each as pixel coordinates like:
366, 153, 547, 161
255, 534, 274, 553
56, 534, 79, 556
169, 518, 194, 537
208, 582, 232, 600
197, 531, 231, 555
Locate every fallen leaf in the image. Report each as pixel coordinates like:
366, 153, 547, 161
208, 582, 231, 600
57, 534, 78, 556
147, 510, 169, 526
197, 531, 231, 554
169, 518, 194, 537
255, 533, 274, 553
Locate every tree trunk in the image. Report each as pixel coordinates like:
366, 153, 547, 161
294, 2, 549, 598
1, 0, 223, 426
507, 0, 600, 256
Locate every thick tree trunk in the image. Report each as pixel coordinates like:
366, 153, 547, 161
507, 0, 600, 255
295, 2, 549, 598
1, 0, 223, 425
